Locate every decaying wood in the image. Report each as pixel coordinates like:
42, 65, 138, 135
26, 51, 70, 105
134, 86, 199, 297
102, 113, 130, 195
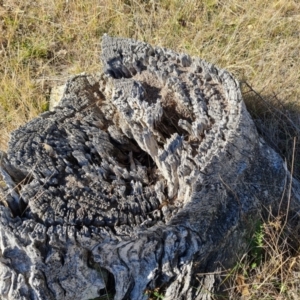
0, 35, 300, 300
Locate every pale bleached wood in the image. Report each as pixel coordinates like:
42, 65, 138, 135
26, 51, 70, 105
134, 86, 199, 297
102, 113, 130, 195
0, 35, 299, 300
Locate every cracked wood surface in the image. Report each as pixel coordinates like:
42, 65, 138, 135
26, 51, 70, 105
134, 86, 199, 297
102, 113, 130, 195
0, 35, 299, 300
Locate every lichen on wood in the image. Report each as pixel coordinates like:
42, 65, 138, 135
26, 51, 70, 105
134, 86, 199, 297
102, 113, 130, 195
0, 35, 299, 300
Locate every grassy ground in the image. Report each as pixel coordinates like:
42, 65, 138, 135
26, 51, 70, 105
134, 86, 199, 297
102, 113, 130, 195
1, 0, 300, 298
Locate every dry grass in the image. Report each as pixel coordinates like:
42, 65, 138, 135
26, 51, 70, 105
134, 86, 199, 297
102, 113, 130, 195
1, 0, 300, 299
1, 0, 300, 149
225, 212, 300, 300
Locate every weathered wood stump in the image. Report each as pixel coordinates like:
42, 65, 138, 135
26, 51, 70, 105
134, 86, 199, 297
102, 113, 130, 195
0, 35, 299, 300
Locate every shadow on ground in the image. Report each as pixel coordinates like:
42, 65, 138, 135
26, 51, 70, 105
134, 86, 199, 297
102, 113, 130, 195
242, 81, 300, 181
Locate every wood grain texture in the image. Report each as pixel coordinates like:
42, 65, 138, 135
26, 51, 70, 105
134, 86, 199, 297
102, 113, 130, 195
0, 35, 299, 300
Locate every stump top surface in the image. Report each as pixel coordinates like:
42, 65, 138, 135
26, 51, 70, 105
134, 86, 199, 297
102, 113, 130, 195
3, 35, 243, 235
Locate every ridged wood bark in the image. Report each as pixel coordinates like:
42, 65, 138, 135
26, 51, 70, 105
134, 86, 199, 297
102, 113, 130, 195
0, 35, 299, 300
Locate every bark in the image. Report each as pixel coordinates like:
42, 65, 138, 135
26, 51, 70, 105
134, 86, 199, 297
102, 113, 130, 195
0, 35, 299, 300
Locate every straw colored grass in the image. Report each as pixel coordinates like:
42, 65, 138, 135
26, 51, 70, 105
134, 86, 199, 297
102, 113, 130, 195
1, 0, 300, 150
225, 211, 300, 300
1, 0, 300, 298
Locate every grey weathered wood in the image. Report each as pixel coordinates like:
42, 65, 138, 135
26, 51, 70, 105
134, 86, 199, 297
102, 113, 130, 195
0, 35, 299, 300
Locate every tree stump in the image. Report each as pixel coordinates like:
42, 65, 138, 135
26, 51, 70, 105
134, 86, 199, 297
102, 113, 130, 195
0, 35, 299, 300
